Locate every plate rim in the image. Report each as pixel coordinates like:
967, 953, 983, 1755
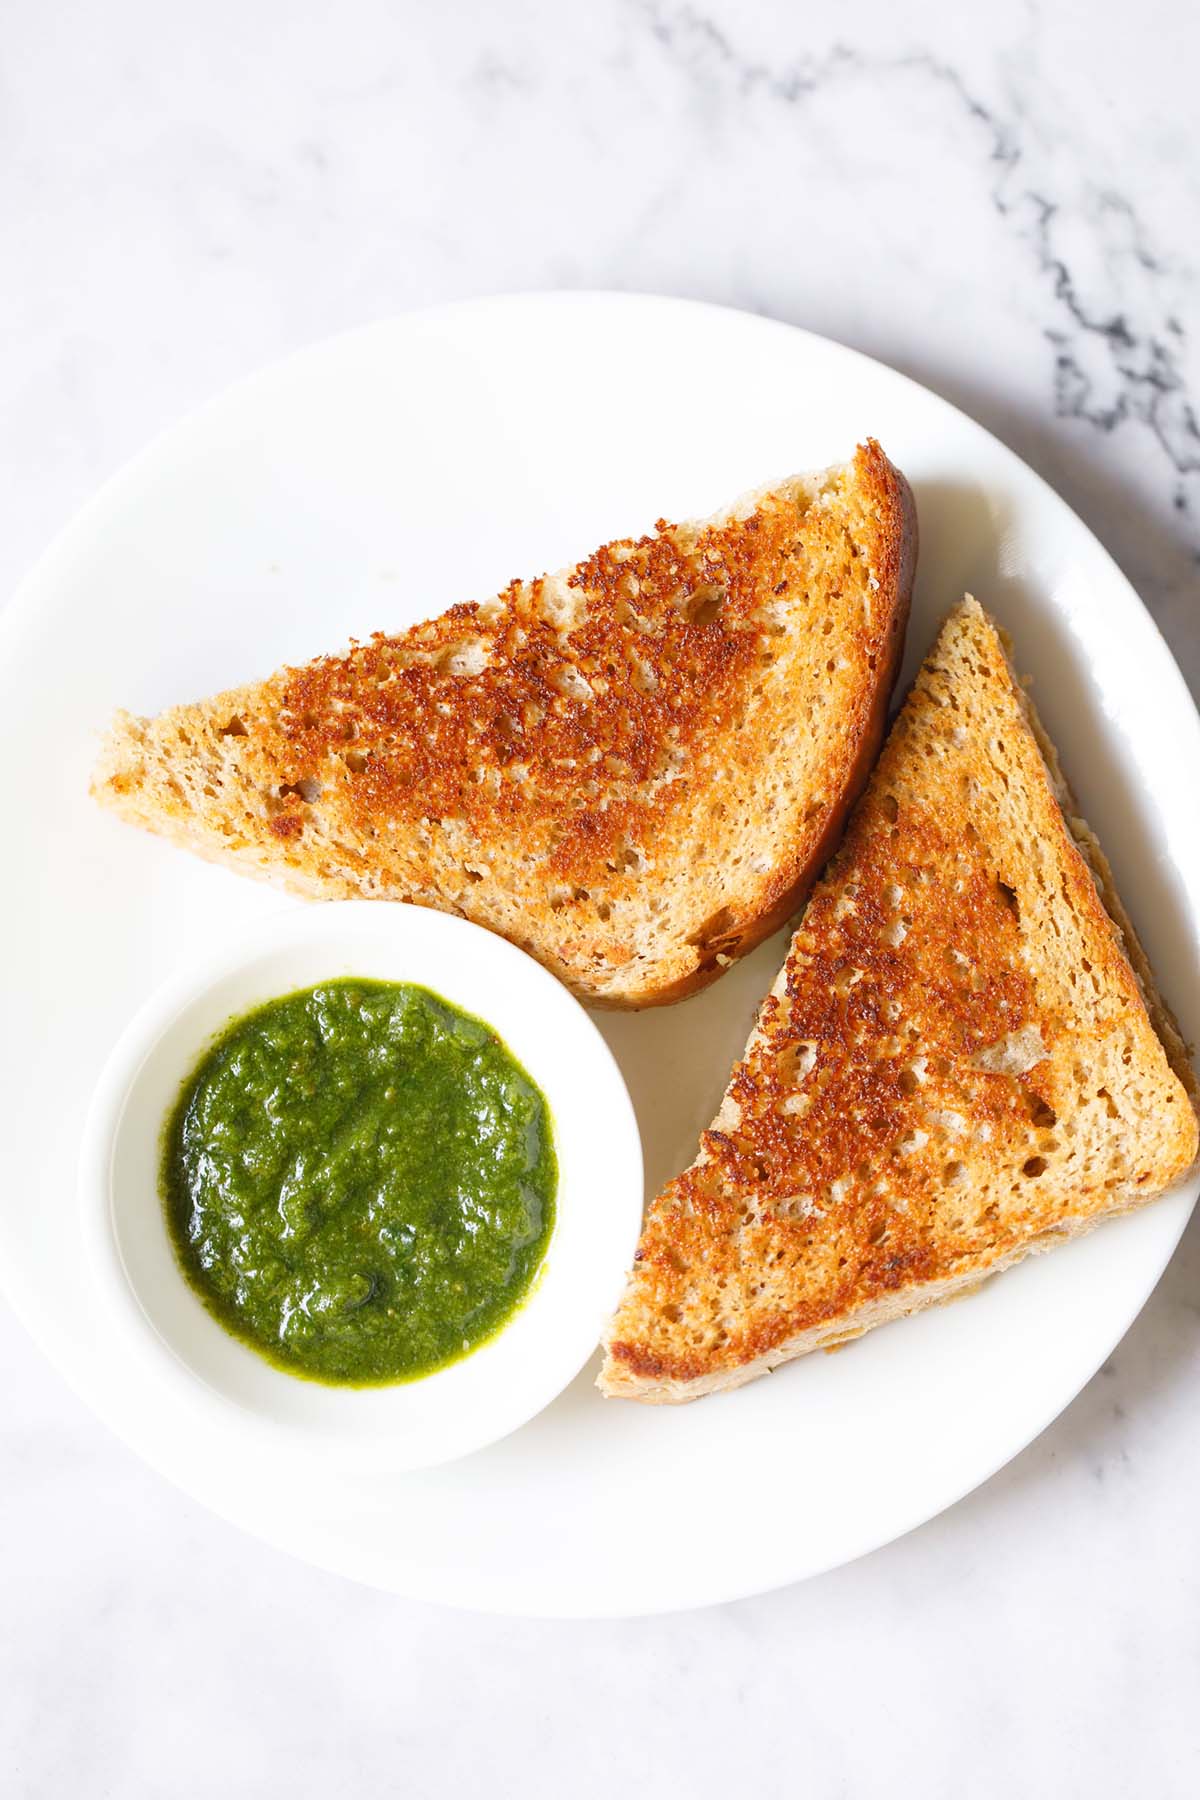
4, 288, 1199, 733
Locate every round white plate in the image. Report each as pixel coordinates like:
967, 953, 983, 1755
1, 293, 1197, 1616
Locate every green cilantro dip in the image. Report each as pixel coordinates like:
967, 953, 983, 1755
160, 979, 557, 1385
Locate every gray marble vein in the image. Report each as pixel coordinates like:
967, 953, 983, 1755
634, 4, 1200, 682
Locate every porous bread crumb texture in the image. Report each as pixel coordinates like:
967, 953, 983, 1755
91, 442, 914, 1007
601, 597, 1199, 1400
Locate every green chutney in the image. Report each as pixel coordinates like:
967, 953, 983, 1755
161, 979, 557, 1385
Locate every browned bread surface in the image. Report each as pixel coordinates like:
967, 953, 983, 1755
601, 598, 1198, 1397
91, 442, 914, 1006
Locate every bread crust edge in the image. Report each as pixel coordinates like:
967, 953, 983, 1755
594, 451, 917, 1009
597, 1179, 1196, 1401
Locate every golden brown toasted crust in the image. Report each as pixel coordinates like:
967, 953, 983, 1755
601, 598, 1199, 1397
92, 442, 915, 1007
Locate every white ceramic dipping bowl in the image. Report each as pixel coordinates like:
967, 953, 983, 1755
79, 901, 644, 1472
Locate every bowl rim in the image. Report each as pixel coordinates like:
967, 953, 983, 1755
78, 899, 644, 1473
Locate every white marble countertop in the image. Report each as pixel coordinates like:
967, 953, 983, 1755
3, 1, 1199, 1793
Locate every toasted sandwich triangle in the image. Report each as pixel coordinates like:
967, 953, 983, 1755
601, 597, 1198, 1400
91, 441, 914, 1007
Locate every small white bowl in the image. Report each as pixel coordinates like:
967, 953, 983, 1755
79, 901, 643, 1472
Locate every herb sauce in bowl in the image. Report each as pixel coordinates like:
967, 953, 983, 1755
161, 979, 557, 1385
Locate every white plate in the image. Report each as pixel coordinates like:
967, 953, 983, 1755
1, 293, 1197, 1616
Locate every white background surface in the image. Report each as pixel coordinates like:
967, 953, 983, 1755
3, 2, 1199, 1795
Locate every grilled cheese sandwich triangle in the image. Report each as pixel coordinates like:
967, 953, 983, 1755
92, 442, 914, 1007
601, 598, 1198, 1399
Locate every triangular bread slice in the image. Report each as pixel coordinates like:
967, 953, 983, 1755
92, 441, 914, 1007
601, 598, 1198, 1397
